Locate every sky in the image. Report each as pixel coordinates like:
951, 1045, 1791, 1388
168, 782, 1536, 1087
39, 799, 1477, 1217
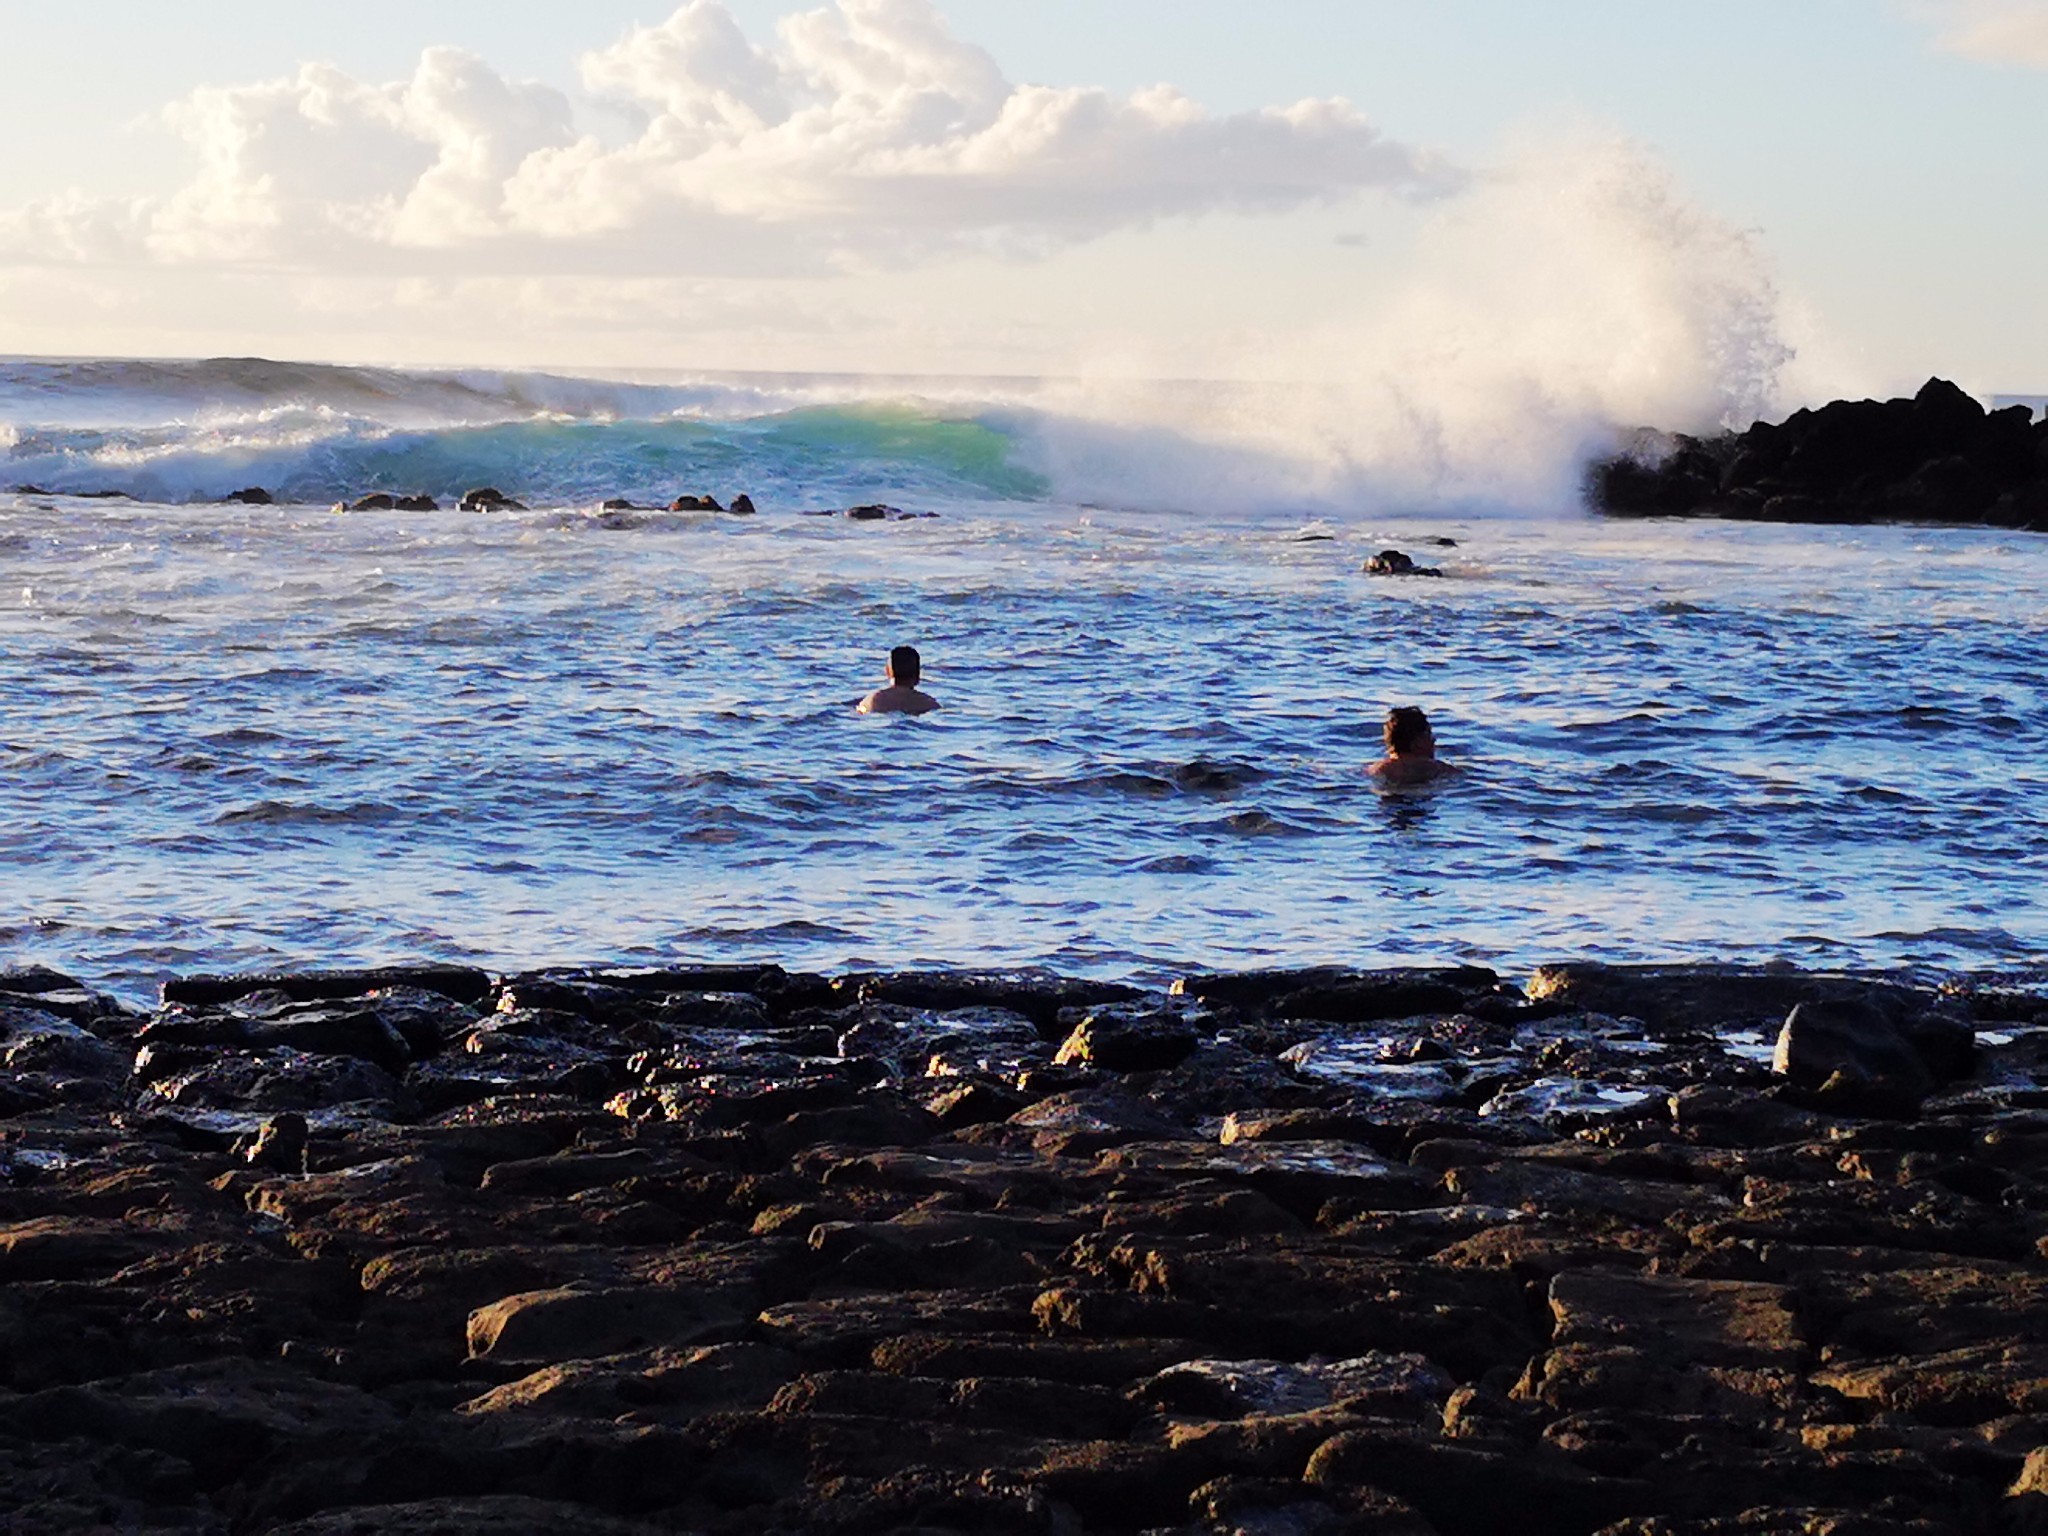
1, 0, 2044, 417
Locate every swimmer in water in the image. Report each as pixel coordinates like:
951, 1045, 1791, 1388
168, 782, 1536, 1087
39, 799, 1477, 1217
856, 644, 940, 715
1368, 705, 1458, 785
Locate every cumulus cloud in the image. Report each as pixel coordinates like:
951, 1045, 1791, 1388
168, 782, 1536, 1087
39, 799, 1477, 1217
146, 50, 575, 260
0, 0, 1460, 277
1919, 0, 2048, 66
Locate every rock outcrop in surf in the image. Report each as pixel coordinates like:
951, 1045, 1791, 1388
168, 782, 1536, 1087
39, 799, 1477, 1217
1588, 377, 2048, 530
1362, 550, 1444, 577
460, 486, 524, 512
336, 493, 439, 512
805, 504, 940, 521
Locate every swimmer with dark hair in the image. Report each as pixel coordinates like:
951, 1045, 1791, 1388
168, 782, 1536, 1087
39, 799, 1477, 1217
856, 644, 940, 715
1368, 705, 1458, 785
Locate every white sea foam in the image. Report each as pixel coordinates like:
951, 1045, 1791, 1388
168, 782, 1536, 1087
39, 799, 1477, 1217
1007, 135, 1795, 516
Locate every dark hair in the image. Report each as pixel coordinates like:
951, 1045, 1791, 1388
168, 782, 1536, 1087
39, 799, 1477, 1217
889, 645, 922, 686
1384, 706, 1432, 754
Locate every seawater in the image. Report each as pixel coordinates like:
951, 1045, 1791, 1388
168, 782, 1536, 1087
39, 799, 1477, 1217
2, 358, 2044, 1001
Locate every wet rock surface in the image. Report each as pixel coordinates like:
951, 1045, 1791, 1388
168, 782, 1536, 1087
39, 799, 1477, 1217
3, 959, 2048, 1531
458, 487, 524, 512
333, 493, 439, 511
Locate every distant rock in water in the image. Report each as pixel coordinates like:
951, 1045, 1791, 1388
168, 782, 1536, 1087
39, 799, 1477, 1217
669, 493, 724, 512
730, 493, 756, 515
221, 487, 272, 505
1588, 376, 2048, 530
460, 487, 523, 512
819, 503, 939, 521
11, 484, 50, 495
1363, 549, 1443, 577
599, 498, 640, 510
1172, 758, 1267, 793
333, 494, 436, 512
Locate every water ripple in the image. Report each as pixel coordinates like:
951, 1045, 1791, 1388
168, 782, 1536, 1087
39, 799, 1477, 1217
3, 501, 2046, 997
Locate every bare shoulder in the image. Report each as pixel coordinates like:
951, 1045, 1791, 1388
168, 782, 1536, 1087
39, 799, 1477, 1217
857, 686, 939, 716
1371, 757, 1460, 786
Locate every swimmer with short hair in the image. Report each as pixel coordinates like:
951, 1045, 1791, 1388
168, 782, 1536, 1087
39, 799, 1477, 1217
856, 644, 940, 715
1368, 705, 1458, 785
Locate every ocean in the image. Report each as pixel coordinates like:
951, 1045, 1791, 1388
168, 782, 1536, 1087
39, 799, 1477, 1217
2, 356, 2043, 1002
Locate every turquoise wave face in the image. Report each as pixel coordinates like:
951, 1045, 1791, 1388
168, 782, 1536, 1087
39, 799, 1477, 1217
753, 405, 1051, 502
2, 398, 1052, 508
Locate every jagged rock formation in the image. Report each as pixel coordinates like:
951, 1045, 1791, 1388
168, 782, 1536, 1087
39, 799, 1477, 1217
2, 957, 2047, 1531
1589, 378, 2048, 529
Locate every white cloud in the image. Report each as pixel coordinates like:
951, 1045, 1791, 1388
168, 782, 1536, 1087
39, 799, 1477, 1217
0, 0, 1460, 278
141, 50, 575, 261
1919, 0, 2048, 66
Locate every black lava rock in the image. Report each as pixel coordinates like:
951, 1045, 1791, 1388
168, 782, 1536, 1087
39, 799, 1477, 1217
1588, 377, 2048, 531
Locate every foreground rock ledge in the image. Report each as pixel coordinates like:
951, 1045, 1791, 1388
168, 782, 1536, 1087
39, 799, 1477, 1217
3, 957, 2048, 1533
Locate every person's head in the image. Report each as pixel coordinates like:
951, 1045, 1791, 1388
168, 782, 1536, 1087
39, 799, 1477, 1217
1384, 705, 1434, 756
888, 644, 922, 687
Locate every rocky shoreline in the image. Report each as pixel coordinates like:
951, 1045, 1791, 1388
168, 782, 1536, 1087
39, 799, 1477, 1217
4, 957, 2048, 1533
1587, 378, 2048, 530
